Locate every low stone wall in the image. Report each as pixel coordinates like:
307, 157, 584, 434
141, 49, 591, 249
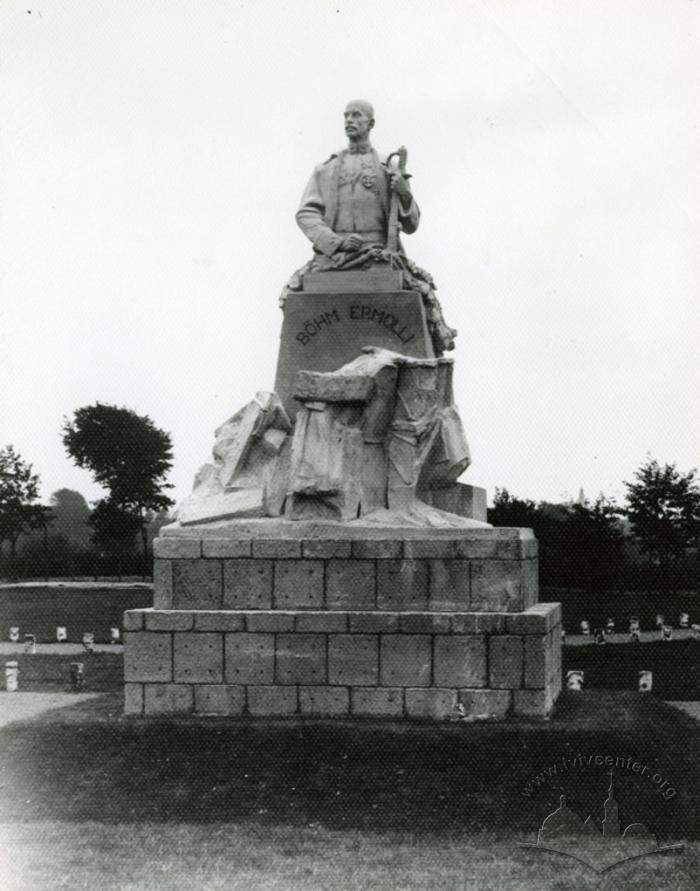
124, 526, 561, 720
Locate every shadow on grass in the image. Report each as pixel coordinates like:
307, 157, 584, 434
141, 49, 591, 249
1, 692, 698, 841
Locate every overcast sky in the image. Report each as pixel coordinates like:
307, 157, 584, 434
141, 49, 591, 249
1, 0, 698, 511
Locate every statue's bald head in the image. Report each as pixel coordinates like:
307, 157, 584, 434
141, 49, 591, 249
345, 99, 374, 119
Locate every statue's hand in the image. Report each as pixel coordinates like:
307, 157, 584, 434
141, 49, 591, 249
340, 234, 364, 252
389, 173, 411, 203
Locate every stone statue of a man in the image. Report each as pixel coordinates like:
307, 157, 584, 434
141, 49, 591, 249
296, 100, 420, 264
283, 100, 457, 355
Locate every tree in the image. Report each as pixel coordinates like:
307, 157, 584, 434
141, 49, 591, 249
62, 404, 174, 555
487, 488, 539, 528
0, 445, 49, 557
488, 488, 625, 589
49, 488, 91, 550
623, 457, 700, 574
561, 495, 624, 589
89, 499, 143, 557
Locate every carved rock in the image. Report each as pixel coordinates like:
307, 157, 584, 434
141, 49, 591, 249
177, 349, 479, 527
178, 392, 292, 526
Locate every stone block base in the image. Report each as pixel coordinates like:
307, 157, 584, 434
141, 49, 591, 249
124, 601, 561, 720
124, 526, 560, 720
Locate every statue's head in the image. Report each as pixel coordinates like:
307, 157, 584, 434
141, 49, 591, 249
344, 100, 374, 141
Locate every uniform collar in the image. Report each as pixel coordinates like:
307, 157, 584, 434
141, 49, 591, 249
346, 142, 373, 154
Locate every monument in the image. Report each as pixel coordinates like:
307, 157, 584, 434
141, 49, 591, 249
123, 100, 562, 720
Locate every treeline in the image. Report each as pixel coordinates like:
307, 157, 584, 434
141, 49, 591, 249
488, 457, 700, 591
1, 403, 174, 580
0, 488, 173, 579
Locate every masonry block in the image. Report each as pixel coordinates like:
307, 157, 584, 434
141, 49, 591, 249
428, 559, 471, 610
223, 559, 272, 609
195, 611, 246, 632
470, 561, 523, 612
377, 560, 429, 610
253, 539, 301, 559
523, 635, 552, 689
403, 540, 456, 559
507, 603, 561, 634
454, 539, 518, 560
405, 688, 458, 720
124, 682, 144, 714
380, 635, 431, 686
154, 538, 201, 559
513, 688, 554, 717
276, 633, 326, 684
295, 612, 348, 633
348, 612, 399, 633
302, 540, 352, 559
172, 559, 223, 609
124, 632, 172, 682
325, 560, 375, 610
247, 685, 298, 715
146, 611, 194, 632
351, 687, 404, 717
399, 613, 451, 634
153, 560, 173, 608
451, 613, 506, 634
299, 686, 350, 716
489, 635, 524, 689
144, 683, 193, 714
123, 610, 145, 631
194, 684, 245, 715
246, 612, 295, 632
225, 633, 274, 684
328, 634, 378, 685
434, 635, 487, 687
273, 560, 324, 609
352, 540, 402, 559
419, 484, 487, 524
522, 559, 539, 608
174, 632, 224, 683
458, 688, 512, 719
202, 540, 252, 558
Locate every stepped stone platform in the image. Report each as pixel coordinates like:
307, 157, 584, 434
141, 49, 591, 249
123, 522, 562, 720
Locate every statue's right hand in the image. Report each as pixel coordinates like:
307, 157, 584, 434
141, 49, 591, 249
340, 234, 364, 252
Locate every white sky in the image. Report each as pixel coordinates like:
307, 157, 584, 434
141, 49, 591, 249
1, 0, 698, 509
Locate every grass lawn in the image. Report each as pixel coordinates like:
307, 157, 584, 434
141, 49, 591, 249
563, 638, 700, 699
0, 650, 123, 692
0, 584, 152, 644
0, 691, 698, 889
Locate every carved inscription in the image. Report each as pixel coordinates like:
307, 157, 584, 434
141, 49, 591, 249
295, 304, 416, 346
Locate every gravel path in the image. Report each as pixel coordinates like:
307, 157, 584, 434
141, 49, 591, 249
666, 701, 700, 721
0, 692, 104, 727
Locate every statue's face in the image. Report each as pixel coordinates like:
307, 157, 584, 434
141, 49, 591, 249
344, 103, 373, 141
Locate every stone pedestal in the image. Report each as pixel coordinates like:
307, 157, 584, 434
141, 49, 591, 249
274, 291, 434, 418
123, 522, 561, 720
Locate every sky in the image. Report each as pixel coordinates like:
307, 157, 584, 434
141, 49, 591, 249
1, 0, 698, 511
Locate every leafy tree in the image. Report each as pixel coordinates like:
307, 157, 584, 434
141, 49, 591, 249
489, 489, 625, 589
89, 499, 142, 557
62, 404, 174, 555
561, 495, 624, 589
487, 488, 538, 528
623, 457, 700, 573
49, 488, 91, 550
0, 445, 49, 557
